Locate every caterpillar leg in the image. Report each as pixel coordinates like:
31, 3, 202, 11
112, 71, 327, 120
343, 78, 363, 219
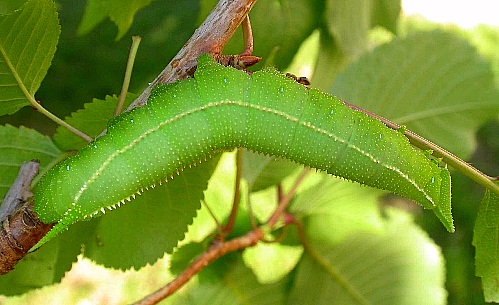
214, 15, 261, 69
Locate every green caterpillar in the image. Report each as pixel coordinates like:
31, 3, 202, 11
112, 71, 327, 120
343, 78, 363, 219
33, 54, 453, 249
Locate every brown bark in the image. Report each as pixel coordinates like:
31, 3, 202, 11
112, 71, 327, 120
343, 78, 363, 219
0, 162, 54, 275
0, 202, 53, 274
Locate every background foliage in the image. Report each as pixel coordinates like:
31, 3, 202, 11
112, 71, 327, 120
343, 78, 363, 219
0, 0, 498, 304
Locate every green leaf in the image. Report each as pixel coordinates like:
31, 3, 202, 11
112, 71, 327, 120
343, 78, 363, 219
0, 125, 61, 200
0, 0, 27, 14
242, 243, 303, 284
77, 0, 154, 40
0, 0, 60, 116
82, 157, 220, 270
312, 0, 401, 91
473, 186, 499, 302
169, 241, 207, 276
290, 175, 385, 245
165, 256, 289, 305
53, 94, 136, 151
331, 30, 499, 159
325, 0, 371, 56
242, 149, 299, 192
370, 0, 401, 33
289, 208, 446, 305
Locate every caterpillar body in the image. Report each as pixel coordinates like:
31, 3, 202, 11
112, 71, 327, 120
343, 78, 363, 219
33, 55, 453, 249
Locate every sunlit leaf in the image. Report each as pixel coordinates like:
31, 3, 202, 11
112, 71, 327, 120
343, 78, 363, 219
243, 243, 303, 284
331, 30, 499, 159
289, 209, 446, 305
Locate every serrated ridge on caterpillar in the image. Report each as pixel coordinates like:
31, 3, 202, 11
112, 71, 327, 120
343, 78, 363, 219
33, 54, 453, 250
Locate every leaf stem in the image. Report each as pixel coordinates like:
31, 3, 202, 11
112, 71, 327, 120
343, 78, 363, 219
0, 45, 92, 142
222, 148, 243, 235
267, 168, 310, 228
114, 36, 141, 116
343, 101, 499, 196
34, 103, 93, 142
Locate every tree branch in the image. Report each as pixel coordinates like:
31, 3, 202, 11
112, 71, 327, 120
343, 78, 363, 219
0, 161, 54, 275
0, 161, 39, 222
127, 0, 258, 111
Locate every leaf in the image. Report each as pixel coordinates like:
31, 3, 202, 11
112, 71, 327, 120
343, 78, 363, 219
290, 174, 385, 245
82, 157, 220, 270
0, 0, 27, 14
325, 0, 371, 56
0, 0, 60, 116
370, 0, 401, 33
473, 186, 499, 302
289, 208, 446, 305
165, 256, 289, 305
242, 243, 303, 284
0, 125, 61, 200
53, 94, 136, 151
312, 0, 401, 91
169, 241, 207, 276
77, 0, 154, 40
331, 30, 499, 159
242, 149, 299, 192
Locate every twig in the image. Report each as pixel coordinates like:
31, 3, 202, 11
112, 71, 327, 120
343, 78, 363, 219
115, 36, 142, 116
132, 228, 264, 305
0, 161, 39, 222
222, 148, 243, 235
0, 162, 54, 274
267, 169, 310, 228
343, 100, 499, 195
